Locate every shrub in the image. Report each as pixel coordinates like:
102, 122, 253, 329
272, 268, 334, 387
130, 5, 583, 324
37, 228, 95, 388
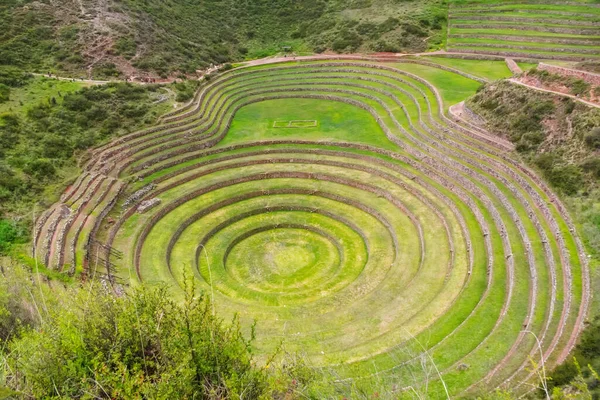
23, 159, 56, 181
549, 164, 584, 195
535, 153, 559, 172
2, 282, 269, 398
93, 62, 121, 78
0, 66, 32, 87
62, 94, 91, 111
0, 219, 18, 254
370, 40, 400, 53
511, 113, 542, 135
564, 98, 576, 114
571, 79, 591, 97
378, 17, 400, 33
0, 84, 10, 103
0, 113, 19, 151
114, 37, 137, 58
581, 157, 600, 178
515, 131, 544, 152
219, 63, 233, 72
535, 154, 583, 195
402, 23, 427, 37
584, 127, 600, 149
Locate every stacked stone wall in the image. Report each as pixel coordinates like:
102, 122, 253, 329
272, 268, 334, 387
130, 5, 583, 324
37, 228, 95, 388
538, 62, 600, 86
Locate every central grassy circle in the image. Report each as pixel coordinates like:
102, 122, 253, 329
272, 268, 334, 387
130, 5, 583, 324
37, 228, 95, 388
226, 228, 340, 291
262, 236, 317, 276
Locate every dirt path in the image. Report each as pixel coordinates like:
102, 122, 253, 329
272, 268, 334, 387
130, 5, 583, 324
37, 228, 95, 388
240, 53, 406, 67
31, 73, 110, 85
238, 50, 493, 67
31, 73, 178, 86
508, 78, 600, 109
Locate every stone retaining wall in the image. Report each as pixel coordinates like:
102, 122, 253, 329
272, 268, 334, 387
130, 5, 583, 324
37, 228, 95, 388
449, 48, 591, 62
505, 58, 523, 75
452, 43, 600, 55
451, 24, 596, 35
449, 34, 600, 46
538, 62, 600, 86
451, 1, 600, 9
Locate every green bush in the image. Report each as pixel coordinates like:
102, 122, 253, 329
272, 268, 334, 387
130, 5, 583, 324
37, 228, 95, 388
581, 157, 600, 178
550, 164, 584, 195
0, 66, 32, 87
23, 159, 56, 181
2, 281, 266, 398
114, 37, 137, 58
550, 316, 600, 396
0, 79, 166, 217
0, 219, 18, 254
93, 62, 122, 78
0, 263, 321, 398
515, 131, 544, 152
534, 154, 584, 195
571, 79, 591, 97
0, 84, 10, 103
1, 0, 445, 76
585, 127, 600, 149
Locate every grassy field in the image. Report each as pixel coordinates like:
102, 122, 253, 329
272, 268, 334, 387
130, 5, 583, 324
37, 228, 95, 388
0, 76, 88, 116
421, 56, 514, 80
29, 58, 593, 397
447, 0, 600, 61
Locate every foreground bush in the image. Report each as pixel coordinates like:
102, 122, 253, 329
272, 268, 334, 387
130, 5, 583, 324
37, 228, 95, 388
0, 264, 316, 399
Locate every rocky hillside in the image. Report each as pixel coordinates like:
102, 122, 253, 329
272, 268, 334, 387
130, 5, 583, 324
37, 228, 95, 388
0, 0, 446, 79
467, 80, 600, 255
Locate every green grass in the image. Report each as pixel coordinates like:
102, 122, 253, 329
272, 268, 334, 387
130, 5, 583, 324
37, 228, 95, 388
421, 56, 513, 80
451, 2, 600, 14
450, 11, 600, 23
449, 37, 600, 51
517, 62, 539, 71
221, 98, 395, 149
448, 45, 600, 59
449, 27, 600, 39
391, 62, 483, 106
451, 19, 600, 29
0, 76, 87, 116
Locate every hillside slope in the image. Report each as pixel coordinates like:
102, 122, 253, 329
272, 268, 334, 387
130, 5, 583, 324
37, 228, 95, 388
467, 80, 600, 256
0, 0, 446, 78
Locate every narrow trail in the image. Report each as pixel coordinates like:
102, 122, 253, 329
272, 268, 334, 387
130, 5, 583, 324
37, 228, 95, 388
30, 73, 177, 86
508, 78, 600, 109
31, 73, 110, 85
30, 50, 592, 89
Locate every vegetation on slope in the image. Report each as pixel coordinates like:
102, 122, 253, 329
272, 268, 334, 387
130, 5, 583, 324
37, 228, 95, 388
523, 67, 599, 101
0, 0, 447, 77
576, 61, 600, 75
0, 67, 183, 256
468, 80, 600, 250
